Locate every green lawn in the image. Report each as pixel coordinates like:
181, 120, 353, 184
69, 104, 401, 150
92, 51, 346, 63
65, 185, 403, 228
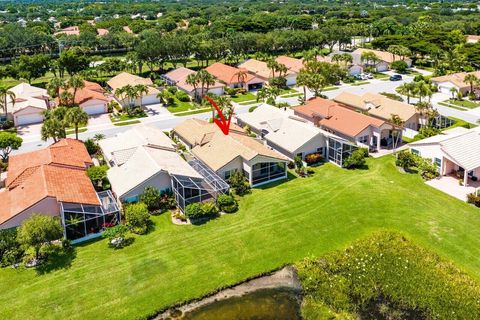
231, 92, 257, 103
438, 101, 467, 111
352, 81, 370, 86
113, 120, 141, 126
445, 99, 480, 109
166, 97, 196, 113
110, 113, 147, 123
1, 156, 480, 319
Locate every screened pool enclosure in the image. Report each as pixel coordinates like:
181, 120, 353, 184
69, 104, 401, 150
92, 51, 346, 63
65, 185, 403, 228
328, 137, 358, 167
60, 191, 121, 243
172, 159, 230, 212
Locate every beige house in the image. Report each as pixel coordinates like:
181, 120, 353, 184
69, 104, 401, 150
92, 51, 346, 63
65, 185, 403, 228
431, 71, 480, 95
172, 119, 289, 186
163, 67, 224, 97
107, 72, 160, 107
6, 83, 50, 126
205, 62, 264, 91
237, 57, 299, 86
352, 48, 412, 72
334, 92, 423, 134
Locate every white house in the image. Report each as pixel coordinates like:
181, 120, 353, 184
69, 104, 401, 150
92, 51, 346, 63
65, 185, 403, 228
107, 72, 161, 107
431, 71, 480, 95
236, 104, 328, 160
7, 83, 50, 126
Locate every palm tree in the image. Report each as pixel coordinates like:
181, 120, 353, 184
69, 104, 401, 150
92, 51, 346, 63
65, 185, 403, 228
47, 77, 65, 99
186, 73, 200, 102
68, 75, 85, 106
256, 88, 267, 103
397, 83, 411, 104
0, 87, 15, 120
450, 87, 459, 100
234, 70, 248, 89
134, 84, 149, 106
65, 107, 88, 139
93, 133, 105, 141
464, 74, 478, 95
197, 70, 216, 100
215, 95, 234, 120
296, 70, 310, 102
267, 59, 279, 78
41, 117, 65, 142
389, 114, 404, 154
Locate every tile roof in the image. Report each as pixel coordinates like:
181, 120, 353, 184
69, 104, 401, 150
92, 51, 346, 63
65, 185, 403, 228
205, 62, 256, 85
430, 71, 480, 90
6, 139, 93, 187
293, 97, 386, 137
0, 139, 99, 225
352, 48, 410, 64
54, 26, 80, 36
334, 92, 418, 123
7, 83, 49, 114
164, 67, 224, 92
238, 58, 297, 79
236, 104, 325, 154
174, 119, 287, 171
107, 72, 159, 96
275, 56, 304, 73
58, 80, 107, 105
440, 128, 480, 170
97, 28, 109, 36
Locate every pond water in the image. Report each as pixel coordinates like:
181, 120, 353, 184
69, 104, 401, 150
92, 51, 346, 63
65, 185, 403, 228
180, 288, 302, 320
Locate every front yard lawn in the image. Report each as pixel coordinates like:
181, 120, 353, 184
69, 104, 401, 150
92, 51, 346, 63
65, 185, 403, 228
446, 99, 480, 109
2, 156, 480, 319
231, 92, 257, 103
110, 112, 147, 123
166, 97, 196, 113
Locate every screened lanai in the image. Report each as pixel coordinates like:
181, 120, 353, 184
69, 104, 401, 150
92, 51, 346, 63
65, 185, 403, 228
328, 136, 358, 167
60, 191, 121, 243
172, 159, 229, 212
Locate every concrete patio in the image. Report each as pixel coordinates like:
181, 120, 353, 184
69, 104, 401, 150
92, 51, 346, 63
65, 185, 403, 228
426, 175, 480, 201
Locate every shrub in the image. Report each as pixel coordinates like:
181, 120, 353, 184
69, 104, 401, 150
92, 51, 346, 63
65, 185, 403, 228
380, 92, 404, 102
103, 224, 129, 248
0, 229, 24, 267
223, 86, 237, 96
228, 171, 251, 196
391, 60, 408, 73
305, 152, 323, 165
17, 215, 63, 261
414, 126, 440, 140
395, 151, 417, 170
467, 193, 480, 207
269, 76, 287, 89
343, 148, 368, 169
287, 161, 295, 169
266, 97, 276, 106
296, 231, 480, 320
167, 86, 178, 94
140, 187, 162, 211
248, 106, 258, 113
184, 203, 204, 219
124, 203, 151, 235
217, 194, 238, 213
86, 165, 109, 190
84, 138, 99, 155
175, 90, 190, 102
201, 201, 219, 217
107, 101, 120, 113
417, 158, 438, 180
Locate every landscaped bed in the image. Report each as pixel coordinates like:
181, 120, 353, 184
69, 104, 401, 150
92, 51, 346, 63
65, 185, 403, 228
443, 99, 480, 109
166, 97, 196, 113
231, 92, 257, 103
1, 156, 480, 319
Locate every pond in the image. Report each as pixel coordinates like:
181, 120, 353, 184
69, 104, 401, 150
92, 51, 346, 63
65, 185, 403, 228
180, 288, 302, 320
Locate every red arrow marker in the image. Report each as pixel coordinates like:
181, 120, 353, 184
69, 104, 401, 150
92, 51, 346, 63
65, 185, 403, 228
204, 96, 233, 135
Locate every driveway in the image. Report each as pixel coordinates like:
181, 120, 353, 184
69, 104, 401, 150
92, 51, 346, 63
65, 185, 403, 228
88, 113, 111, 127
16, 123, 42, 139
143, 103, 172, 117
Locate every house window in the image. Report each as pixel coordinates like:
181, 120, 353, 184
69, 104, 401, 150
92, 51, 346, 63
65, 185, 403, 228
411, 149, 420, 156
433, 157, 441, 168
224, 169, 238, 181
358, 135, 369, 144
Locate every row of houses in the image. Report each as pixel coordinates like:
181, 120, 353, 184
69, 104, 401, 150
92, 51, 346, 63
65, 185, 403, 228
3, 72, 160, 127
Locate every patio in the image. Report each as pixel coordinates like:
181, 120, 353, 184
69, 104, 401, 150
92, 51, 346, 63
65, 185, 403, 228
426, 175, 480, 201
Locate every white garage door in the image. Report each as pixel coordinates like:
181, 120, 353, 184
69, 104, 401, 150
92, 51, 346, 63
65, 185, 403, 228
286, 75, 297, 86
16, 113, 43, 126
83, 104, 105, 115
141, 95, 160, 106
438, 85, 453, 95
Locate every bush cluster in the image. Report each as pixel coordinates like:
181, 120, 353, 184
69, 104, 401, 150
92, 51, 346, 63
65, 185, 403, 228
0, 229, 24, 267
175, 90, 190, 102
184, 200, 219, 220
343, 148, 368, 169
296, 231, 480, 320
467, 193, 480, 207
140, 187, 176, 213
124, 203, 151, 235
84, 138, 99, 155
396, 151, 439, 180
217, 194, 238, 213
304, 152, 323, 165
228, 171, 251, 196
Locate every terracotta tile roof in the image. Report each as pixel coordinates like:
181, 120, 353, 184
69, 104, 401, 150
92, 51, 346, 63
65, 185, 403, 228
205, 63, 256, 85
97, 28, 109, 36
0, 139, 99, 226
352, 48, 410, 64
293, 97, 386, 137
6, 139, 93, 187
58, 80, 108, 105
123, 26, 133, 34
276, 56, 304, 73
54, 26, 80, 36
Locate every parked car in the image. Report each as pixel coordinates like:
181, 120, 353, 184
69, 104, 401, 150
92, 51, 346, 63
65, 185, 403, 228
389, 74, 402, 81
363, 73, 374, 79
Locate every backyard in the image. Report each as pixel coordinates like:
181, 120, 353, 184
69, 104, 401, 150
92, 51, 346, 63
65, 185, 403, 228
1, 156, 480, 319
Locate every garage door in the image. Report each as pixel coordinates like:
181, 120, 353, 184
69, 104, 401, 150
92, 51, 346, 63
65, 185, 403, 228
16, 113, 43, 126
83, 104, 105, 115
438, 85, 452, 94
141, 95, 160, 106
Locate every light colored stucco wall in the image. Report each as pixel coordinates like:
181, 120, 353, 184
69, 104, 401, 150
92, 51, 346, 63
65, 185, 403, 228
0, 197, 60, 230
119, 171, 172, 201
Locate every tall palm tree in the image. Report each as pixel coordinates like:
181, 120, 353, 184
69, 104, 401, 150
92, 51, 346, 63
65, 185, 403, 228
41, 117, 65, 142
65, 107, 88, 140
450, 87, 459, 100
0, 87, 15, 120
216, 95, 234, 119
186, 73, 200, 102
267, 59, 279, 78
389, 114, 404, 154
196, 70, 216, 99
234, 70, 248, 89
464, 74, 478, 95
397, 83, 411, 104
256, 88, 267, 103
68, 75, 85, 106
296, 70, 310, 102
